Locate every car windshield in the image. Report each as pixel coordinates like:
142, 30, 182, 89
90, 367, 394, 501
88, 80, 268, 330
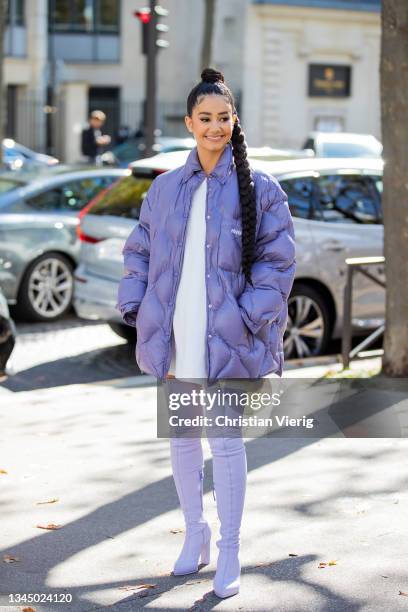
111, 140, 145, 163
87, 174, 153, 219
111, 139, 195, 164
320, 142, 382, 158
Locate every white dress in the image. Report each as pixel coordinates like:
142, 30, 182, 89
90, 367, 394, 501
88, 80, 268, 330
168, 178, 208, 379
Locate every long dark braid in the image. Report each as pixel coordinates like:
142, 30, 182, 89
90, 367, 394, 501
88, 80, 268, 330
186, 67, 257, 287
231, 117, 256, 287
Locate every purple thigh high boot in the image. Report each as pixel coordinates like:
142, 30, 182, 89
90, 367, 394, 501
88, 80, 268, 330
208, 435, 247, 598
170, 437, 211, 575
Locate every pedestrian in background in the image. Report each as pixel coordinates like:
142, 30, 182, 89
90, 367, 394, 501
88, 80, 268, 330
81, 110, 111, 164
116, 68, 296, 599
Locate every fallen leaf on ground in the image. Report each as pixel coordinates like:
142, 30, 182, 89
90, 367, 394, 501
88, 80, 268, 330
254, 561, 273, 567
118, 583, 156, 591
35, 498, 59, 505
319, 560, 337, 568
170, 528, 184, 533
288, 553, 298, 557
0, 469, 7, 474
399, 591, 408, 597
118, 585, 140, 591
35, 523, 62, 530
21, 607, 36, 612
3, 554, 19, 563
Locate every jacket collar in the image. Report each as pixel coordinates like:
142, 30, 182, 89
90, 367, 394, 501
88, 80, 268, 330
181, 142, 235, 185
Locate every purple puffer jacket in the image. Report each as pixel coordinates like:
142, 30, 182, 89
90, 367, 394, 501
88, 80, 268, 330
116, 143, 296, 385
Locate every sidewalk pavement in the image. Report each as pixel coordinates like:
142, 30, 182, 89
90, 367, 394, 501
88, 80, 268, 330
1, 357, 408, 611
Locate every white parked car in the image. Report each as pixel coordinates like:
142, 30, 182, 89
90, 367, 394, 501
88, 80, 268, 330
302, 132, 383, 159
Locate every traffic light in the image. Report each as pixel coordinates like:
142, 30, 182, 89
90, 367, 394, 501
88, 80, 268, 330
134, 8, 151, 55
154, 5, 169, 50
134, 5, 169, 55
134, 4, 169, 158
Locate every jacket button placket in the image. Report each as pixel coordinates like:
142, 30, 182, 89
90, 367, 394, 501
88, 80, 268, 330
205, 176, 213, 378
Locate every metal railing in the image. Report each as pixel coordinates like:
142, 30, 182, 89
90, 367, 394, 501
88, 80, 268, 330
342, 256, 385, 369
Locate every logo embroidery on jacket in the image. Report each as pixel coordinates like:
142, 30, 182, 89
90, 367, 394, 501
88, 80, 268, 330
231, 228, 242, 236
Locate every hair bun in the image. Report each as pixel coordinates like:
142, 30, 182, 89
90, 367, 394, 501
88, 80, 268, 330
201, 68, 225, 84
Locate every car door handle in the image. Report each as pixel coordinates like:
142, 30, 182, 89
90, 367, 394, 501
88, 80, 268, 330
322, 240, 345, 252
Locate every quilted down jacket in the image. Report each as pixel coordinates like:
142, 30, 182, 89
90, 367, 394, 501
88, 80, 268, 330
116, 143, 296, 385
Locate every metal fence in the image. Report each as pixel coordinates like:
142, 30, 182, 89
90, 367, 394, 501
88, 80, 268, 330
342, 256, 386, 368
6, 95, 47, 153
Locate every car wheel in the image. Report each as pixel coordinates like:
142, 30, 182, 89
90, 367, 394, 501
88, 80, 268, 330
108, 322, 136, 344
16, 253, 74, 322
284, 284, 331, 359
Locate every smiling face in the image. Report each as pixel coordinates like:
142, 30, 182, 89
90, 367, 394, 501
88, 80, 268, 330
185, 94, 237, 154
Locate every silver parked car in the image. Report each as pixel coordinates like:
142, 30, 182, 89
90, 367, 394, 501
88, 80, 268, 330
74, 153, 385, 359
2, 138, 59, 171
0, 167, 128, 321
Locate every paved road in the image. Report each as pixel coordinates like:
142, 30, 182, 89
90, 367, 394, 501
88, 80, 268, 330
1, 316, 406, 611
1, 315, 139, 393
1, 375, 408, 611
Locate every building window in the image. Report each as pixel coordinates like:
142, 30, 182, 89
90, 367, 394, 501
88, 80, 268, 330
7, 0, 25, 26
48, 0, 120, 33
308, 64, 351, 98
97, 0, 120, 32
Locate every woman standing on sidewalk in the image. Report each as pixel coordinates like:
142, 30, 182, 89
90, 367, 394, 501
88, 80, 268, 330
116, 68, 296, 599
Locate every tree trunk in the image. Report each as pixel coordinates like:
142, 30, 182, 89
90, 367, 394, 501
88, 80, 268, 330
380, 1, 408, 376
0, 0, 7, 164
200, 0, 216, 70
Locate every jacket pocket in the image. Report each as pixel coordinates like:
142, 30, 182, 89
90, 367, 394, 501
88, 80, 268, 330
216, 270, 253, 351
226, 291, 254, 351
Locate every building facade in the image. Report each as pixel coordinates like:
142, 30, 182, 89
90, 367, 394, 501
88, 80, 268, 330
242, 0, 382, 148
3, 0, 247, 162
3, 0, 381, 161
